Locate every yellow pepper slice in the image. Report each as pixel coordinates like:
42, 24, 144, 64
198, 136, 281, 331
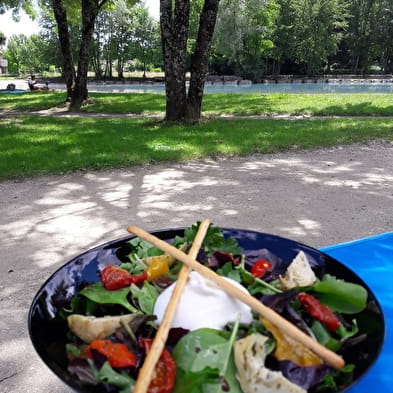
144, 244, 188, 282
145, 257, 170, 281
261, 318, 323, 366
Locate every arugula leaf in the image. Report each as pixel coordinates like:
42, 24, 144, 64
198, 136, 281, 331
80, 282, 137, 313
247, 279, 282, 295
130, 281, 160, 314
68, 358, 99, 385
120, 257, 147, 274
311, 321, 341, 351
173, 323, 243, 393
58, 296, 84, 319
237, 258, 282, 295
66, 343, 83, 357
173, 367, 220, 393
316, 363, 355, 392
175, 222, 243, 256
312, 274, 368, 314
128, 237, 164, 259
58, 295, 99, 319
216, 259, 281, 295
336, 319, 359, 340
96, 361, 135, 393
217, 262, 241, 282
228, 318, 270, 339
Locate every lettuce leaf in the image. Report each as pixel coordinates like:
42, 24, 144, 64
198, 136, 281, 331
94, 361, 134, 393
311, 274, 368, 314
130, 281, 160, 314
173, 367, 220, 393
80, 282, 137, 313
173, 323, 242, 393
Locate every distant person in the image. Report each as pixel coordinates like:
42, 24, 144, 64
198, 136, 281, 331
28, 75, 49, 91
6, 83, 16, 91
28, 75, 37, 90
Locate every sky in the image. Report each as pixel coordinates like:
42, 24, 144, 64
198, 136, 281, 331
0, 1, 159, 41
0, 9, 40, 39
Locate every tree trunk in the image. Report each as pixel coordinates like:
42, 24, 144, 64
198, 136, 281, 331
160, 0, 190, 121
352, 55, 359, 74
91, 46, 102, 79
186, 0, 220, 121
70, 0, 100, 110
52, 0, 75, 101
272, 59, 281, 77
118, 58, 124, 79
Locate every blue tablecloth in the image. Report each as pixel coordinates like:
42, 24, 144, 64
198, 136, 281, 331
321, 232, 393, 392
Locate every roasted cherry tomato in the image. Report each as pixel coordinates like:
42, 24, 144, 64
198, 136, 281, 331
250, 259, 273, 278
86, 339, 137, 368
101, 264, 147, 290
298, 292, 341, 332
141, 338, 176, 393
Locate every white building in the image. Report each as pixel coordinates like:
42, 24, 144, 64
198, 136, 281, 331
0, 53, 8, 74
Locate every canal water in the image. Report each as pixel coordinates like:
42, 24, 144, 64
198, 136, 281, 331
80, 81, 393, 94
7, 78, 393, 94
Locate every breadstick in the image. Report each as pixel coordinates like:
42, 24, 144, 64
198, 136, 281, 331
127, 224, 345, 370
131, 219, 211, 393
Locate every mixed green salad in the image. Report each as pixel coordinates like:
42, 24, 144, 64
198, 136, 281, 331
58, 222, 369, 393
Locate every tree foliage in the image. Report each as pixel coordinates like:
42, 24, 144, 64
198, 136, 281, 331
3, 33, 51, 73
213, 0, 278, 79
0, 31, 6, 47
0, 0, 35, 17
374, 0, 393, 73
92, 2, 161, 79
291, 0, 348, 75
130, 5, 161, 77
265, 0, 393, 76
4, 0, 393, 80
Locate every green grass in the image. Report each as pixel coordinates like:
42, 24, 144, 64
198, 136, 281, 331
0, 91, 66, 111
203, 93, 393, 116
1, 115, 392, 179
86, 92, 393, 116
2, 91, 393, 116
1, 91, 393, 180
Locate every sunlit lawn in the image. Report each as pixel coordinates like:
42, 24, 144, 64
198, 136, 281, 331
2, 90, 393, 116
1, 114, 392, 179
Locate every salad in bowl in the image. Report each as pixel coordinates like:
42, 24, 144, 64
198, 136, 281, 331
28, 222, 385, 393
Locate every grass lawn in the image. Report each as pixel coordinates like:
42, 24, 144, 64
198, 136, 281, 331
1, 114, 392, 180
2, 90, 393, 116
1, 91, 393, 180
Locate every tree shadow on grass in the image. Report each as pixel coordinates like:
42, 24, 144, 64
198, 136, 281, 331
300, 102, 393, 116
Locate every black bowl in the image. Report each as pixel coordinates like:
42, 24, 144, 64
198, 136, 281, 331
28, 228, 385, 393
